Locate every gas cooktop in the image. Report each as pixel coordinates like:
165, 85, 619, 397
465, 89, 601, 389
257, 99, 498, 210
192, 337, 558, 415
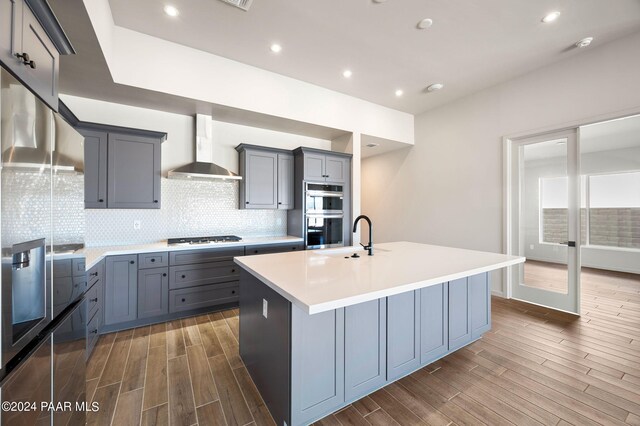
167, 235, 242, 245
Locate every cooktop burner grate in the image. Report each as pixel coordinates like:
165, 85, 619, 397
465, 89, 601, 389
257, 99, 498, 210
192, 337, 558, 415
167, 235, 242, 245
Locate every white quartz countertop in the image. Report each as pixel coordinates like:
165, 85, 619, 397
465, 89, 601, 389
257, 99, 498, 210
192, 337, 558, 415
82, 236, 304, 270
234, 241, 526, 314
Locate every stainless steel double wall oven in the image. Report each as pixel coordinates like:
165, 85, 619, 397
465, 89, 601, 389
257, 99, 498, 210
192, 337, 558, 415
304, 182, 345, 249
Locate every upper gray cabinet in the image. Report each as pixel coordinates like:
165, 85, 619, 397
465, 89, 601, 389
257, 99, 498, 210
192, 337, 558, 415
108, 133, 161, 209
77, 123, 166, 209
294, 147, 350, 184
0, 0, 75, 110
80, 129, 108, 209
236, 144, 294, 210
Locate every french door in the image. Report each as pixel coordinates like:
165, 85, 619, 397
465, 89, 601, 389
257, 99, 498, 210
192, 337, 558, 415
507, 129, 581, 315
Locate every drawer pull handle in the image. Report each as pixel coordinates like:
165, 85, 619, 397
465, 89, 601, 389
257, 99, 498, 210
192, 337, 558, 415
90, 272, 98, 277
90, 329, 98, 334
16, 52, 36, 69
181, 275, 186, 279
90, 298, 98, 302
181, 298, 186, 302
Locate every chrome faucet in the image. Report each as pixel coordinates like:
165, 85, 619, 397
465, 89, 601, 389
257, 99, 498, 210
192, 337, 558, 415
353, 215, 373, 256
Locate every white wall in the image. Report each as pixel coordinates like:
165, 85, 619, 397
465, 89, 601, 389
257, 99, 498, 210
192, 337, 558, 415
362, 30, 640, 295
60, 94, 330, 175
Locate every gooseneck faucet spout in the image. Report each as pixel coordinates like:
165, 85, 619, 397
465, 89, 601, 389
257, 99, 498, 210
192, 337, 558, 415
353, 215, 373, 256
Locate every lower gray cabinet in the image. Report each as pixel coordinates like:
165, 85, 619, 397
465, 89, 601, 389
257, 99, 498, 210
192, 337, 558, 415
344, 299, 386, 401
470, 273, 491, 339
138, 267, 169, 319
420, 283, 448, 365
291, 304, 344, 426
387, 290, 420, 381
104, 255, 138, 325
448, 277, 472, 351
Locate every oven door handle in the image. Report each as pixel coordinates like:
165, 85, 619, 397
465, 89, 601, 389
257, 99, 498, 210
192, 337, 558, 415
306, 213, 344, 219
306, 191, 344, 198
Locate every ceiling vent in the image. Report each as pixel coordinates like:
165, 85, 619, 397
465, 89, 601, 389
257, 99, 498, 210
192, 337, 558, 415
218, 0, 253, 11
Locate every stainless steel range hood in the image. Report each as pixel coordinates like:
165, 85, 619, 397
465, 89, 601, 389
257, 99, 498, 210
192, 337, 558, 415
168, 114, 241, 180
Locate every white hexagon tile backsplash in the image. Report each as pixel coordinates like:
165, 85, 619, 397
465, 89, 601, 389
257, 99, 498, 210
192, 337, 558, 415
84, 178, 287, 246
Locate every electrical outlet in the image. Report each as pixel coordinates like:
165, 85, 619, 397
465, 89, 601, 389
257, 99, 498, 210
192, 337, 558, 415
529, 244, 534, 250
262, 298, 268, 318
133, 220, 141, 230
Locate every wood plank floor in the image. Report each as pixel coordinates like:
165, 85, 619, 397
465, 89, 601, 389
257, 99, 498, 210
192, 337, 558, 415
89, 268, 640, 426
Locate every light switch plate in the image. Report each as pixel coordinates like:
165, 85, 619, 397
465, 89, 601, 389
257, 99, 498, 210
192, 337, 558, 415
263, 298, 268, 318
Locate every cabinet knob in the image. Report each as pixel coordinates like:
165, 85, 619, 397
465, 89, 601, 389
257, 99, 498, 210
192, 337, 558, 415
16, 52, 36, 69
232, 290, 236, 294
90, 329, 98, 334
278, 202, 282, 204
151, 258, 156, 262
154, 200, 159, 203
181, 275, 186, 279
181, 298, 186, 302
99, 199, 104, 203
231, 269, 236, 273
90, 298, 98, 302
246, 201, 249, 204
162, 273, 167, 277
90, 272, 98, 277
130, 260, 135, 265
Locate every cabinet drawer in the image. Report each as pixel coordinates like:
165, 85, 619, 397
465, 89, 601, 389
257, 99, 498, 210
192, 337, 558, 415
87, 261, 103, 288
169, 261, 239, 290
87, 278, 102, 320
169, 282, 239, 313
169, 247, 244, 266
138, 252, 169, 269
245, 243, 304, 256
86, 309, 101, 359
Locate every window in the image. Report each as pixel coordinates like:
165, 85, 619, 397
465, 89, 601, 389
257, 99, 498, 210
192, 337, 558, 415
540, 172, 640, 249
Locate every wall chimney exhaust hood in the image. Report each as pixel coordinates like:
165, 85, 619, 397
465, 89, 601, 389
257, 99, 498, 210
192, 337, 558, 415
168, 114, 241, 180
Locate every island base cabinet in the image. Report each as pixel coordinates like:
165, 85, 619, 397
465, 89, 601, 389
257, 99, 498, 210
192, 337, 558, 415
420, 283, 448, 365
291, 304, 345, 426
470, 273, 491, 339
387, 290, 420, 381
344, 299, 386, 401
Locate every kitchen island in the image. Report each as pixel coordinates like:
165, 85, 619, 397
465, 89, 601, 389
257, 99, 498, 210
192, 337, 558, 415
234, 241, 525, 426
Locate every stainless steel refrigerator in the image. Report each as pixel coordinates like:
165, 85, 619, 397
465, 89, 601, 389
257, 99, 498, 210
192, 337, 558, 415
0, 66, 87, 424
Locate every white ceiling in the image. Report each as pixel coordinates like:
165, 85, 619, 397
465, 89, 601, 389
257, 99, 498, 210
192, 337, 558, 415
108, 0, 640, 115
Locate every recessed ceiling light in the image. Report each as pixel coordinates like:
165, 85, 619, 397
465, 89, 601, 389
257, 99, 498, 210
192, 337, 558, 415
270, 43, 282, 53
372, 0, 387, 3
366, 143, 379, 148
342, 69, 353, 78
417, 18, 433, 29
541, 11, 560, 23
395, 89, 404, 97
164, 5, 179, 17
426, 83, 444, 92
575, 37, 593, 48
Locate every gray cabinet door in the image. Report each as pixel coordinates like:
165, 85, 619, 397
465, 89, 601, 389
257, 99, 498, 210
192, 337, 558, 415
448, 277, 472, 351
0, 0, 22, 71
138, 267, 169, 319
325, 156, 348, 184
17, 2, 59, 109
107, 133, 161, 209
420, 283, 448, 365
303, 152, 326, 182
245, 150, 277, 209
277, 153, 294, 209
291, 305, 345, 426
387, 290, 420, 381
470, 273, 491, 339
104, 255, 137, 325
345, 298, 386, 401
81, 129, 108, 209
